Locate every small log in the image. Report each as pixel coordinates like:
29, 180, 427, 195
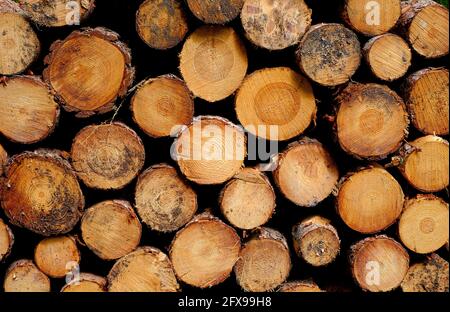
296, 23, 361, 87
350, 236, 409, 292
173, 116, 246, 185
188, 0, 244, 24
273, 138, 339, 207
240, 0, 312, 50
34, 235, 81, 278
3, 260, 51, 292
235, 67, 317, 141
337, 166, 404, 234
278, 280, 323, 292
108, 247, 180, 292
131, 75, 194, 138
71, 122, 145, 190
61, 273, 107, 292
219, 167, 275, 230
43, 27, 135, 117
135, 164, 197, 233
403, 68, 449, 135
179, 26, 248, 102
397, 0, 449, 58
342, 0, 401, 36
401, 254, 449, 292
1, 150, 84, 236
399, 194, 449, 254
292, 216, 340, 267
136, 0, 188, 50
363, 34, 412, 81
336, 83, 409, 160
169, 212, 241, 288
0, 218, 14, 262
81, 200, 142, 260
0, 75, 60, 144
398, 135, 449, 192
234, 228, 291, 292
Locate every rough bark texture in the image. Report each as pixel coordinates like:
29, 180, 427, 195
401, 254, 449, 292
188, 0, 244, 24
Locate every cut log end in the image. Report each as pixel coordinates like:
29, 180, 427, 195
337, 167, 404, 234
0, 218, 14, 262
350, 236, 409, 292
61, 273, 107, 292
278, 281, 324, 292
81, 200, 142, 260
131, 75, 194, 138
108, 247, 180, 292
274, 139, 339, 207
241, 0, 312, 50
4, 260, 51, 292
180, 26, 248, 102
399, 195, 449, 254
71, 122, 145, 190
401, 254, 449, 292
0, 143, 7, 176
235, 67, 317, 141
188, 0, 244, 24
170, 213, 241, 288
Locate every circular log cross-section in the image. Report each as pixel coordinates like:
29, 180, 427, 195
401, 254, 449, 292
34, 236, 80, 279
337, 167, 404, 234
403, 68, 449, 135
173, 116, 246, 185
170, 213, 241, 288
342, 0, 401, 36
363, 34, 412, 81
234, 228, 291, 292
235, 67, 317, 141
61, 273, 107, 292
108, 247, 180, 292
219, 168, 275, 230
336, 83, 409, 160
350, 236, 409, 292
131, 76, 194, 138
278, 281, 323, 292
81, 200, 142, 260
292, 216, 340, 267
71, 123, 145, 190
188, 0, 244, 24
135, 164, 197, 233
296, 23, 361, 87
1, 150, 84, 236
241, 0, 312, 50
3, 260, 51, 292
0, 76, 60, 144
399, 195, 449, 254
44, 28, 134, 117
399, 135, 449, 192
0, 11, 40, 75
274, 139, 339, 207
180, 26, 248, 102
399, 0, 449, 58
0, 218, 14, 262
136, 0, 188, 50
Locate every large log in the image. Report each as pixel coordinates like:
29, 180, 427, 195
401, 254, 449, 292
3, 260, 50, 292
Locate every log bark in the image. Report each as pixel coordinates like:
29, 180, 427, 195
401, 254, 449, 292
241, 0, 311, 50
108, 246, 180, 292
296, 23, 361, 87
43, 27, 135, 117
403, 67, 449, 135
292, 216, 340, 267
179, 26, 248, 102
273, 138, 339, 207
235, 67, 317, 141
61, 273, 107, 292
336, 83, 409, 160
350, 236, 409, 292
3, 259, 51, 292
0, 143, 6, 176
1, 149, 84, 236
0, 218, 14, 262
278, 280, 323, 292
363, 34, 412, 81
188, 0, 244, 24
81, 200, 142, 260
135, 164, 197, 233
131, 75, 194, 138
71, 122, 145, 190
169, 212, 241, 288
399, 194, 449, 254
136, 0, 188, 50
0, 75, 60, 144
234, 227, 291, 292
336, 166, 404, 234
173, 116, 246, 185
